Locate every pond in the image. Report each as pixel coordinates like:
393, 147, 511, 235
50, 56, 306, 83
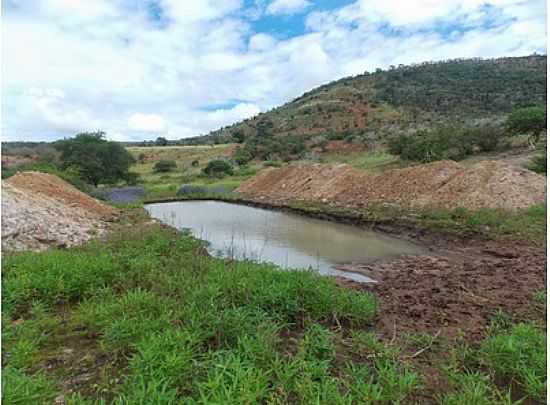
145, 201, 424, 283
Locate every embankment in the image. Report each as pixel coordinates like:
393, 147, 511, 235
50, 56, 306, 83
236, 160, 546, 211
2, 172, 117, 252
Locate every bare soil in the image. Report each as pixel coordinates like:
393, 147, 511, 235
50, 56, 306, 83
337, 238, 546, 343
237, 160, 546, 211
2, 172, 117, 252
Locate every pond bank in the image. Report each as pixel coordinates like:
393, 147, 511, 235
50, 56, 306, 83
143, 196, 546, 343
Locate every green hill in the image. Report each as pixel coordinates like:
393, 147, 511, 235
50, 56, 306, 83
183, 55, 546, 160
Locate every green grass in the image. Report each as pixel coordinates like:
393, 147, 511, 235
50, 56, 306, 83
2, 220, 389, 403
288, 200, 547, 245
2, 209, 545, 403
479, 323, 546, 402
126, 144, 260, 200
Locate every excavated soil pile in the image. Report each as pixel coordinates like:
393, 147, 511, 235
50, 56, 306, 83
237, 160, 546, 210
2, 172, 117, 252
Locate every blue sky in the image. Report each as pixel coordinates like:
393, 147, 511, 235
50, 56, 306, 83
2, 0, 547, 141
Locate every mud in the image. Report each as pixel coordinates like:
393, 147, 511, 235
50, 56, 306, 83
337, 239, 546, 343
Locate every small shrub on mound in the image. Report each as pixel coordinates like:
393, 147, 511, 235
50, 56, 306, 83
153, 160, 177, 173
203, 159, 234, 177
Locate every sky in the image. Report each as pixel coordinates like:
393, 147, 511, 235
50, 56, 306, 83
2, 0, 547, 142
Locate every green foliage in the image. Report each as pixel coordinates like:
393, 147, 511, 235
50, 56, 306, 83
373, 56, 546, 115
479, 323, 546, 401
528, 136, 546, 175
54, 132, 136, 186
203, 159, 234, 177
152, 159, 177, 173
195, 55, 546, 149
2, 368, 57, 405
238, 134, 306, 162
231, 129, 246, 143
155, 137, 168, 146
1, 162, 89, 191
439, 371, 518, 405
1, 223, 386, 403
388, 125, 507, 162
506, 106, 547, 143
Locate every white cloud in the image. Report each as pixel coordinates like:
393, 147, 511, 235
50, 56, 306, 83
128, 114, 166, 132
2, 0, 546, 141
205, 103, 261, 127
266, 0, 312, 15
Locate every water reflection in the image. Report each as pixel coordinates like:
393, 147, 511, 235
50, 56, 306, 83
146, 201, 424, 283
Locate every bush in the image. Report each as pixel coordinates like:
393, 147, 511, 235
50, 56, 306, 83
388, 125, 507, 162
2, 162, 90, 192
153, 160, 177, 173
528, 136, 546, 175
506, 106, 546, 144
203, 160, 234, 177
54, 132, 135, 186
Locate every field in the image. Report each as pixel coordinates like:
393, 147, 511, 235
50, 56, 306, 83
126, 145, 261, 200
2, 209, 546, 404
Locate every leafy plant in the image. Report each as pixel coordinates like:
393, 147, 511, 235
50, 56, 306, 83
54, 132, 135, 186
153, 160, 177, 173
203, 159, 234, 177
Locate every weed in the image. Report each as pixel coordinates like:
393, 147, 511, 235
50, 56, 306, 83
479, 323, 546, 401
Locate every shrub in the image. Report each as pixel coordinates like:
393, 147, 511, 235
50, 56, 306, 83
506, 106, 546, 144
54, 132, 135, 186
153, 160, 177, 173
203, 159, 234, 177
388, 125, 507, 162
528, 136, 547, 175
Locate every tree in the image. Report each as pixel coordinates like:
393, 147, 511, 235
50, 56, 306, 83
506, 106, 546, 145
153, 160, 177, 173
232, 129, 246, 143
202, 159, 233, 177
155, 137, 168, 146
54, 132, 136, 186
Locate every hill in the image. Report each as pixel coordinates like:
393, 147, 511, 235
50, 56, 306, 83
183, 55, 546, 160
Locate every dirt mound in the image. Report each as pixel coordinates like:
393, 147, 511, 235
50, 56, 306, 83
6, 172, 116, 219
2, 172, 117, 252
237, 160, 546, 211
429, 161, 547, 210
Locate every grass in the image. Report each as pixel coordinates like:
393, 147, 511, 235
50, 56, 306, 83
287, 200, 547, 245
126, 144, 260, 201
2, 209, 545, 403
2, 217, 389, 403
479, 323, 546, 402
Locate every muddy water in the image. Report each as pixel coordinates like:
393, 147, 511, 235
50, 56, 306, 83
146, 201, 424, 283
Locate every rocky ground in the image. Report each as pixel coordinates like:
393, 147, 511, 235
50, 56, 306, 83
2, 172, 117, 252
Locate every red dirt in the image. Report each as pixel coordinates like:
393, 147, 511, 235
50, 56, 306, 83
237, 160, 546, 211
6, 172, 117, 219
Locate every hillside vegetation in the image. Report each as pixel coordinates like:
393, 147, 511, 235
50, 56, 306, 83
183, 55, 546, 161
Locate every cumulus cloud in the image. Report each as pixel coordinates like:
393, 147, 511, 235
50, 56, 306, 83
266, 0, 312, 15
128, 113, 166, 132
2, 0, 546, 141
